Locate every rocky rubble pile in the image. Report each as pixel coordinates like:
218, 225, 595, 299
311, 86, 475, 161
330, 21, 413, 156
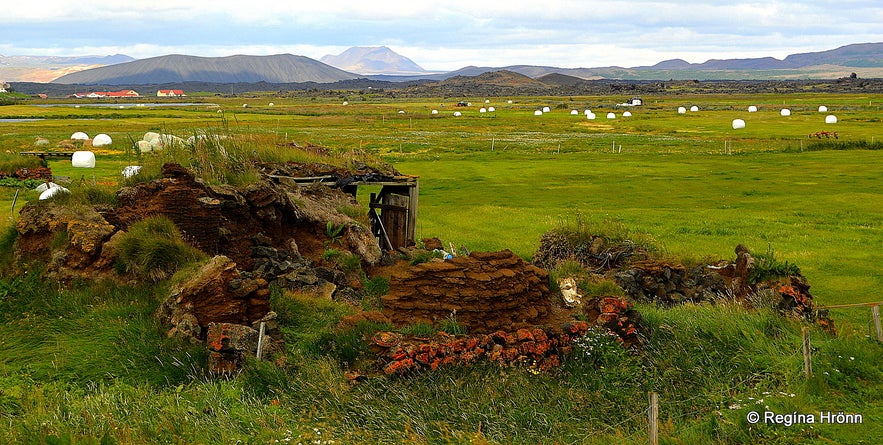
0, 166, 53, 181
373, 294, 640, 375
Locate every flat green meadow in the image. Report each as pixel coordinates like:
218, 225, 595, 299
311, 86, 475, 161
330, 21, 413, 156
1, 92, 882, 444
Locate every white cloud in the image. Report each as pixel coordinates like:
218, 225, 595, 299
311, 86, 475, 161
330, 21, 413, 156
1, 0, 881, 69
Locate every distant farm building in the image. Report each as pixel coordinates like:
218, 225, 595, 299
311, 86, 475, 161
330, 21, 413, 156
157, 89, 186, 97
69, 90, 140, 98
617, 96, 643, 107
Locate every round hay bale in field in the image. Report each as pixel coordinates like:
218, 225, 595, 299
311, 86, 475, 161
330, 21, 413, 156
136, 140, 152, 152
71, 151, 96, 168
623, 111, 632, 117
121, 166, 142, 178
453, 111, 462, 117
586, 112, 596, 120
431, 109, 439, 115
677, 107, 687, 114
534, 110, 543, 116
542, 106, 551, 113
607, 112, 616, 119
92, 133, 112, 147
818, 105, 828, 112
780, 108, 791, 116
825, 115, 838, 124
570, 110, 579, 115
488, 107, 495, 112
71, 131, 89, 140
748, 105, 758, 112
690, 105, 699, 112
732, 119, 746, 129
480, 108, 487, 113
39, 184, 69, 200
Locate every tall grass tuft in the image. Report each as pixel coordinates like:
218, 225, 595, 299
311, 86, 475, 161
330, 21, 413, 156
116, 215, 208, 282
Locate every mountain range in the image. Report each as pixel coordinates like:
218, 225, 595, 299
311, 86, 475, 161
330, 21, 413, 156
3, 43, 880, 86
320, 46, 428, 75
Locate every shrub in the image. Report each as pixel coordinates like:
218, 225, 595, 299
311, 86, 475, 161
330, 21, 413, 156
748, 247, 801, 284
116, 215, 207, 281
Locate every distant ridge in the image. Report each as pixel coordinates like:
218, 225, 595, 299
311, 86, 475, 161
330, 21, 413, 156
27, 41, 883, 86
321, 46, 426, 75
51, 54, 360, 85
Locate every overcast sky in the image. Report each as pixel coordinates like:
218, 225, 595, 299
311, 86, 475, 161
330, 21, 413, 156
2, 1, 881, 71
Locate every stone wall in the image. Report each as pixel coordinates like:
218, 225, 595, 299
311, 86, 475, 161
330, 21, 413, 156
381, 250, 553, 333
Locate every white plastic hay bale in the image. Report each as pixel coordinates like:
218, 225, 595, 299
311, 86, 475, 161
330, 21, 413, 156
71, 151, 96, 168
780, 108, 791, 116
623, 111, 632, 117
732, 119, 746, 129
570, 110, 579, 115
342, 101, 349, 106
607, 112, 616, 119
121, 166, 142, 178
39, 184, 69, 200
507, 100, 513, 104
586, 112, 596, 120
34, 182, 61, 193
143, 132, 161, 144
677, 107, 687, 114
136, 140, 152, 153
268, 102, 274, 107
431, 109, 439, 115
818, 105, 828, 112
453, 111, 462, 117
825, 115, 838, 124
542, 106, 551, 113
398, 110, 405, 114
584, 109, 592, 116
534, 110, 543, 116
485, 99, 490, 104
71, 131, 89, 140
748, 105, 758, 112
690, 105, 699, 112
488, 107, 495, 112
92, 133, 112, 147
479, 107, 487, 113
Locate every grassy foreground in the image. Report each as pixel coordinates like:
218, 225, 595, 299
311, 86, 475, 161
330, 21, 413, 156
1, 93, 882, 443
0, 277, 879, 444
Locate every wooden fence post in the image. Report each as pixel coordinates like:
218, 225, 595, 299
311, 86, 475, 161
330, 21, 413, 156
873, 305, 882, 342
648, 391, 659, 445
802, 326, 812, 377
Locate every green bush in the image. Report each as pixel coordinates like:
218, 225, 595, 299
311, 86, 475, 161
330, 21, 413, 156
116, 215, 207, 282
749, 247, 801, 284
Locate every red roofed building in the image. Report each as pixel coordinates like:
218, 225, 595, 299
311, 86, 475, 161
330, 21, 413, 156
157, 89, 186, 97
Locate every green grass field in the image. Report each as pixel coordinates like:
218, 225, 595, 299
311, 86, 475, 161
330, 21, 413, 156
1, 93, 882, 444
